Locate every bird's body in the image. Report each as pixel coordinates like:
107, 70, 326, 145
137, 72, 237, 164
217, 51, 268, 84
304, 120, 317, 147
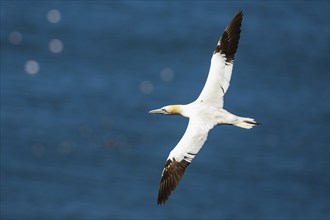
149, 10, 259, 205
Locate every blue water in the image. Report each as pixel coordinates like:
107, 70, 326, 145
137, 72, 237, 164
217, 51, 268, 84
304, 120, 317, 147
1, 1, 329, 219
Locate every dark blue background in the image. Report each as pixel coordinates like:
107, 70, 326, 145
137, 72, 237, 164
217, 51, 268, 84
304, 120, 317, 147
1, 1, 329, 219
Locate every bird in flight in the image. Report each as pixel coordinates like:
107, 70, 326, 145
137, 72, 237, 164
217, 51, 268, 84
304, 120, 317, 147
149, 10, 259, 205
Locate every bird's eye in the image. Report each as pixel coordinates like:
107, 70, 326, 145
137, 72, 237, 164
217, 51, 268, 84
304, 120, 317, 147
162, 108, 168, 113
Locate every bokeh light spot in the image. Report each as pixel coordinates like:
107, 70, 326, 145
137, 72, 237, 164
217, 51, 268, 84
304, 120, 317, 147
47, 9, 61, 23
9, 31, 22, 45
24, 60, 40, 75
104, 138, 117, 150
139, 80, 154, 94
58, 141, 74, 155
160, 67, 174, 82
49, 39, 63, 53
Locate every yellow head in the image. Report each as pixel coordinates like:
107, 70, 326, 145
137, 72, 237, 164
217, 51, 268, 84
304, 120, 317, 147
149, 105, 181, 115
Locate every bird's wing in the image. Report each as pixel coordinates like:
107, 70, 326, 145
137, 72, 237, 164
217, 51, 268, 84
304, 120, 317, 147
197, 10, 243, 107
157, 118, 213, 205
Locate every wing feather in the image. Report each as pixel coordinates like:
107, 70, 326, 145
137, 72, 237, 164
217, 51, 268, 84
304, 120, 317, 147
157, 119, 212, 205
157, 10, 244, 205
197, 10, 243, 107
157, 158, 190, 205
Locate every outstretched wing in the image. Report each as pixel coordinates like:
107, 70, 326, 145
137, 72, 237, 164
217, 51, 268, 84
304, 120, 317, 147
157, 118, 212, 205
197, 10, 243, 107
157, 158, 190, 205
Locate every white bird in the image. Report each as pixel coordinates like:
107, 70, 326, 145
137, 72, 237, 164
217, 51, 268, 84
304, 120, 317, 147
149, 10, 259, 205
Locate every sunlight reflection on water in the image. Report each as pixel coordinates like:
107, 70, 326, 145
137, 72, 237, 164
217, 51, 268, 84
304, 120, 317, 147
1, 2, 329, 219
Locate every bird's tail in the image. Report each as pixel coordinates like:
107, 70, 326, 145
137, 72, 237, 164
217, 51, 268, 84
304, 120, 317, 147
234, 117, 260, 129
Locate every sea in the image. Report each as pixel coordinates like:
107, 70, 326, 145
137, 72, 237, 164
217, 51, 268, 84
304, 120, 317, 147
1, 1, 329, 219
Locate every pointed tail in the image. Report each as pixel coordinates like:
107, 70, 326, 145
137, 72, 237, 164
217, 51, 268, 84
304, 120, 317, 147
234, 117, 261, 129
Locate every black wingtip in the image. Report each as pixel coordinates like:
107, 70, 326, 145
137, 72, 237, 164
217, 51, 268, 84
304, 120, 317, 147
157, 159, 190, 205
214, 10, 243, 63
236, 9, 243, 16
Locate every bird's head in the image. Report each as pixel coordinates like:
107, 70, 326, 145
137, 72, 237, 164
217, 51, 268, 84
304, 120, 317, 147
149, 105, 182, 115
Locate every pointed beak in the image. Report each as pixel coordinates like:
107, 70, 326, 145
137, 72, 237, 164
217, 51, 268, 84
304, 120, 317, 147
149, 108, 163, 114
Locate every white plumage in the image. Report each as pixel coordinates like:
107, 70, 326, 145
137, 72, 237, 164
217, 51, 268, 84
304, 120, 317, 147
149, 10, 259, 205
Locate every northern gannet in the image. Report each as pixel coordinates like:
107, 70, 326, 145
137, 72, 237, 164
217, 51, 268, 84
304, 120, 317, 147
149, 10, 259, 205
